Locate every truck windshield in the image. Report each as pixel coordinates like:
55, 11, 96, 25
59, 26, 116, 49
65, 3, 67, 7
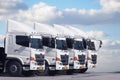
87, 41, 95, 50
56, 40, 67, 50
31, 38, 43, 49
74, 41, 84, 50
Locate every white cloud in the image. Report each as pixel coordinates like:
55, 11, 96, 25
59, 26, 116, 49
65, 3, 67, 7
86, 31, 106, 39
0, 0, 28, 21
0, 34, 4, 42
89, 39, 120, 72
85, 38, 120, 72
100, 0, 120, 12
93, 50, 120, 72
0, 0, 120, 25
102, 40, 120, 50
21, 0, 120, 25
14, 2, 62, 23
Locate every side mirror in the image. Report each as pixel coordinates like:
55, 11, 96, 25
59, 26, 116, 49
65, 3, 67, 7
99, 40, 102, 48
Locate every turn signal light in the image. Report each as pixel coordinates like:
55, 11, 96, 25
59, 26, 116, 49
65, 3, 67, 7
74, 56, 78, 61
56, 57, 61, 61
87, 56, 92, 60
30, 56, 35, 61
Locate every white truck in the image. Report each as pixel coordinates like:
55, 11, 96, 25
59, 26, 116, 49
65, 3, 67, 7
34, 23, 69, 76
0, 20, 45, 76
86, 38, 102, 68
53, 25, 88, 74
67, 26, 102, 70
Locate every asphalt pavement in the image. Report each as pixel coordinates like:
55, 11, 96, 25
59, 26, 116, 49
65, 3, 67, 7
0, 72, 120, 80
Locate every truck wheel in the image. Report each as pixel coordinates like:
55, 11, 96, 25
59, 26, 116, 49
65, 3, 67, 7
66, 69, 74, 75
0, 63, 4, 73
34, 70, 41, 76
22, 71, 34, 77
48, 70, 56, 76
43, 62, 49, 76
44, 61, 56, 76
0, 69, 4, 73
79, 68, 88, 73
7, 61, 22, 76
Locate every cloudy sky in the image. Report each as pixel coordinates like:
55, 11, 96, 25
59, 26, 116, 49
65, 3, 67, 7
0, 0, 120, 72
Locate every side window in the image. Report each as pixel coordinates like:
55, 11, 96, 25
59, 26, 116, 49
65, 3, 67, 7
83, 38, 87, 49
42, 37, 50, 47
50, 38, 55, 48
66, 38, 74, 49
16, 36, 29, 47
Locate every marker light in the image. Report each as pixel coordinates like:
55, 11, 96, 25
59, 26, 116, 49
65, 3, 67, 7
56, 57, 61, 61
74, 56, 78, 61
30, 56, 35, 61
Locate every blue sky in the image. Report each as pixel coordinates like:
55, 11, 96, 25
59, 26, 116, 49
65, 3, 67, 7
0, 0, 120, 40
24, 0, 101, 10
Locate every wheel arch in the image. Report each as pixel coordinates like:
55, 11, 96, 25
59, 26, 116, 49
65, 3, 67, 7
5, 57, 23, 67
44, 58, 49, 65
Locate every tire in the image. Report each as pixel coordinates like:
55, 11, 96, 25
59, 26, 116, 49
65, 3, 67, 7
6, 61, 22, 77
43, 62, 49, 76
43, 61, 56, 76
34, 70, 42, 76
66, 69, 74, 75
79, 68, 88, 73
22, 71, 34, 77
0, 62, 4, 73
48, 70, 56, 76
79, 62, 88, 73
0, 69, 4, 73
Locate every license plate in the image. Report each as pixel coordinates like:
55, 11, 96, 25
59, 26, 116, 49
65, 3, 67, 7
64, 66, 68, 70
93, 64, 96, 68
81, 65, 85, 69
39, 66, 43, 70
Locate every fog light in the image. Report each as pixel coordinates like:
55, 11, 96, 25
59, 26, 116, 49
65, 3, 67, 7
93, 64, 96, 68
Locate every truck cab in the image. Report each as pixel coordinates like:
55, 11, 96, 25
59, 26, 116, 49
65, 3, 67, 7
66, 37, 88, 73
42, 35, 69, 75
53, 24, 88, 74
4, 20, 45, 76
5, 33, 45, 76
86, 39, 102, 68
34, 23, 69, 76
55, 37, 69, 70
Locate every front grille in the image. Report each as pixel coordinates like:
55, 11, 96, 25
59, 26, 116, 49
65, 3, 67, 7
91, 55, 97, 64
78, 54, 85, 65
61, 55, 69, 65
35, 54, 44, 65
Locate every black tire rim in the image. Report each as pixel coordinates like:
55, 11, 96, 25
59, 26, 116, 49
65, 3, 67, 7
10, 65, 18, 73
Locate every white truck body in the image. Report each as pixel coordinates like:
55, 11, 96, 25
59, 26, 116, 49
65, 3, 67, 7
86, 39, 102, 68
4, 20, 45, 76
67, 26, 102, 68
54, 24, 87, 70
34, 23, 69, 72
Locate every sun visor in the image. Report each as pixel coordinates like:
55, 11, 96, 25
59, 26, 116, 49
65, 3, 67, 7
7, 19, 35, 33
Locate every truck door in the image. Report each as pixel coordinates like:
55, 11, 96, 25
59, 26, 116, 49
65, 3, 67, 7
15, 35, 30, 64
5, 35, 15, 55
